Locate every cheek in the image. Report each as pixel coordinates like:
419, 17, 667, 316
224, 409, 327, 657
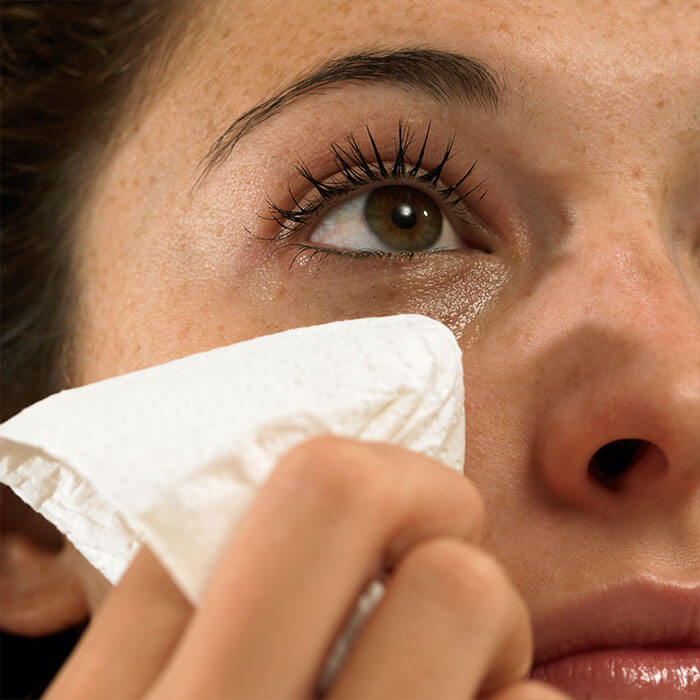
75, 234, 510, 390
223, 246, 511, 342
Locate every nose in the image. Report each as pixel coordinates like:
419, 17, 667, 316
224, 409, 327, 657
533, 235, 700, 514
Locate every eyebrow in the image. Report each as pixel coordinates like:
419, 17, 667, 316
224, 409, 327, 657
195, 48, 504, 185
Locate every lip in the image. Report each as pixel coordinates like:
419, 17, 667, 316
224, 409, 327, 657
532, 578, 700, 665
530, 647, 699, 699
528, 578, 700, 698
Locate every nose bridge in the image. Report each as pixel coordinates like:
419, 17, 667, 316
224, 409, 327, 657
573, 221, 698, 345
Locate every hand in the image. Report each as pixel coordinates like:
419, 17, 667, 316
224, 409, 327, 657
45, 436, 570, 699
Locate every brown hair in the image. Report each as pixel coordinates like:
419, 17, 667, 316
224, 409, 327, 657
1, 5, 196, 692
1, 1, 190, 422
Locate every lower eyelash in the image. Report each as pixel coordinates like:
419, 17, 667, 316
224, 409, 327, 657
252, 120, 486, 265
265, 241, 453, 271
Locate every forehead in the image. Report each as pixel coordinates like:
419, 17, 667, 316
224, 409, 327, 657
187, 0, 698, 101
159, 0, 698, 181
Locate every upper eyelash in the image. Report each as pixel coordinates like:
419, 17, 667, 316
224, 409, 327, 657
253, 120, 488, 245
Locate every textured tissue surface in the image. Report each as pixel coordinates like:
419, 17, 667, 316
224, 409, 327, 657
0, 314, 465, 606
0, 314, 465, 689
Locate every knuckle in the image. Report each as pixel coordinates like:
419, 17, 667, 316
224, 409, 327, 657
398, 538, 515, 620
369, 444, 487, 544
386, 446, 487, 543
275, 435, 382, 508
274, 438, 487, 550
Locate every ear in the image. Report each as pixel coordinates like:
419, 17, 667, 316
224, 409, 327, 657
0, 485, 90, 637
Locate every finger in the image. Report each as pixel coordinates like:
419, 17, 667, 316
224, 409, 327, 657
148, 436, 485, 699
483, 679, 573, 699
328, 538, 532, 700
44, 546, 192, 700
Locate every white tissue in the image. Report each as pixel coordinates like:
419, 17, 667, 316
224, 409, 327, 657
0, 312, 464, 611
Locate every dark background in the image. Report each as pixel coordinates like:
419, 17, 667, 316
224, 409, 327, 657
1, 624, 86, 699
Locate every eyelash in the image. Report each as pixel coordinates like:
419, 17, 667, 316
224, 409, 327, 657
250, 120, 487, 268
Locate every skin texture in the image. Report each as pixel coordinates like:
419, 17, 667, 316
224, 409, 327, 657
1, 0, 698, 698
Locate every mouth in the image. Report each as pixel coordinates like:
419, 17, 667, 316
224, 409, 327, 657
528, 579, 700, 699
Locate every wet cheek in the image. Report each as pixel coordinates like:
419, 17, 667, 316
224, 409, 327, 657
76, 232, 510, 385
226, 251, 511, 343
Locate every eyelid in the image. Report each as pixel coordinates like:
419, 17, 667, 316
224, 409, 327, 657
264, 124, 489, 234
253, 121, 498, 267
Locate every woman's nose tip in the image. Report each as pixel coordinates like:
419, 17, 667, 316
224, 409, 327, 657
534, 328, 700, 512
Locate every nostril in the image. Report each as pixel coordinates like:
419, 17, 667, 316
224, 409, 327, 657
588, 439, 648, 489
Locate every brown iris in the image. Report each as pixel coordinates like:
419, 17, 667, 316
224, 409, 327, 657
363, 186, 442, 251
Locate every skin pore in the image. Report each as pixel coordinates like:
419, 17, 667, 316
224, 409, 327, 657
16, 0, 698, 696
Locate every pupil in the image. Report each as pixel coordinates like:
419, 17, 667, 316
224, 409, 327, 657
363, 185, 442, 251
391, 203, 417, 229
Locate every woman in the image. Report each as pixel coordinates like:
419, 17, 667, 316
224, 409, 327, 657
1, 1, 698, 698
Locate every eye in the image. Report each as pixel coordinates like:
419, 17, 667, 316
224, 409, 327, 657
309, 184, 465, 254
257, 121, 493, 266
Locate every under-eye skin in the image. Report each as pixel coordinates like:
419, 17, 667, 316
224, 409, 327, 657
248, 121, 491, 269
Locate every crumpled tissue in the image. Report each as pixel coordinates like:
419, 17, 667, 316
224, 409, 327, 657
0, 313, 465, 687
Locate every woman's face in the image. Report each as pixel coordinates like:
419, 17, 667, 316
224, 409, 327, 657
72, 0, 698, 692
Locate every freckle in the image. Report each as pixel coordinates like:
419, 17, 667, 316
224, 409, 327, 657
177, 321, 193, 342
216, 89, 223, 100
656, 99, 665, 109
221, 28, 230, 39
632, 165, 642, 180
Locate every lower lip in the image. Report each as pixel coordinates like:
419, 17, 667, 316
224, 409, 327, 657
529, 647, 700, 699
